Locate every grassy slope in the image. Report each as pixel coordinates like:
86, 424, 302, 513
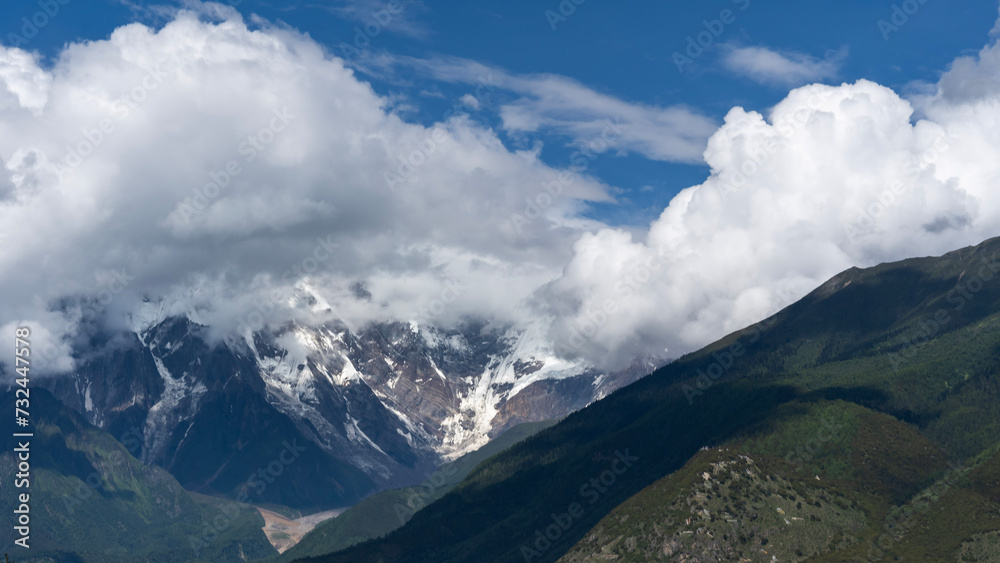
562, 239, 1000, 562
309, 238, 1000, 562
0, 388, 276, 562
278, 419, 558, 561
559, 401, 962, 561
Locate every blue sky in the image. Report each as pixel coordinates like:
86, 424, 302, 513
4, 0, 997, 226
5, 0, 1000, 371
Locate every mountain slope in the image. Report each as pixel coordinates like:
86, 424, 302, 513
563, 409, 1000, 562
279, 419, 558, 561
305, 237, 1000, 562
41, 313, 653, 511
45, 317, 384, 511
559, 400, 950, 561
0, 387, 276, 562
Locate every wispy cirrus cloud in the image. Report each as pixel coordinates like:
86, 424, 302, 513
991, 2, 1000, 38
722, 45, 848, 87
312, 0, 430, 39
376, 55, 719, 164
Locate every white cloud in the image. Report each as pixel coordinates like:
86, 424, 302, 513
2, 316, 75, 374
0, 9, 611, 373
320, 0, 430, 39
459, 93, 479, 110
991, 2, 1000, 38
496, 73, 716, 164
389, 55, 719, 163
5, 5, 1000, 380
0, 48, 50, 113
542, 55, 1000, 368
922, 36, 1000, 107
722, 45, 847, 87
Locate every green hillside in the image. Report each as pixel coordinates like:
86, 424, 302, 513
0, 388, 276, 562
559, 400, 967, 561
307, 238, 1000, 562
278, 419, 557, 561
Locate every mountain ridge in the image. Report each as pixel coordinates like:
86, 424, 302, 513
304, 236, 1000, 562
36, 311, 656, 511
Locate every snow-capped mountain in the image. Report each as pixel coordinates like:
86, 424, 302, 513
41, 306, 660, 509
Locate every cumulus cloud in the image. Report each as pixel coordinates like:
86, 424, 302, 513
544, 49, 1000, 368
722, 45, 847, 87
924, 35, 1000, 107
0, 8, 611, 373
0, 48, 49, 113
5, 5, 1000, 378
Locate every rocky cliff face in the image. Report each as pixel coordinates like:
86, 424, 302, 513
41, 307, 661, 509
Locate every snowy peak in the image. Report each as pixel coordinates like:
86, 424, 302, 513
42, 313, 659, 509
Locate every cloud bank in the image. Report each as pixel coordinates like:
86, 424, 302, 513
3, 5, 1000, 375
544, 46, 1000, 368
0, 7, 610, 371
